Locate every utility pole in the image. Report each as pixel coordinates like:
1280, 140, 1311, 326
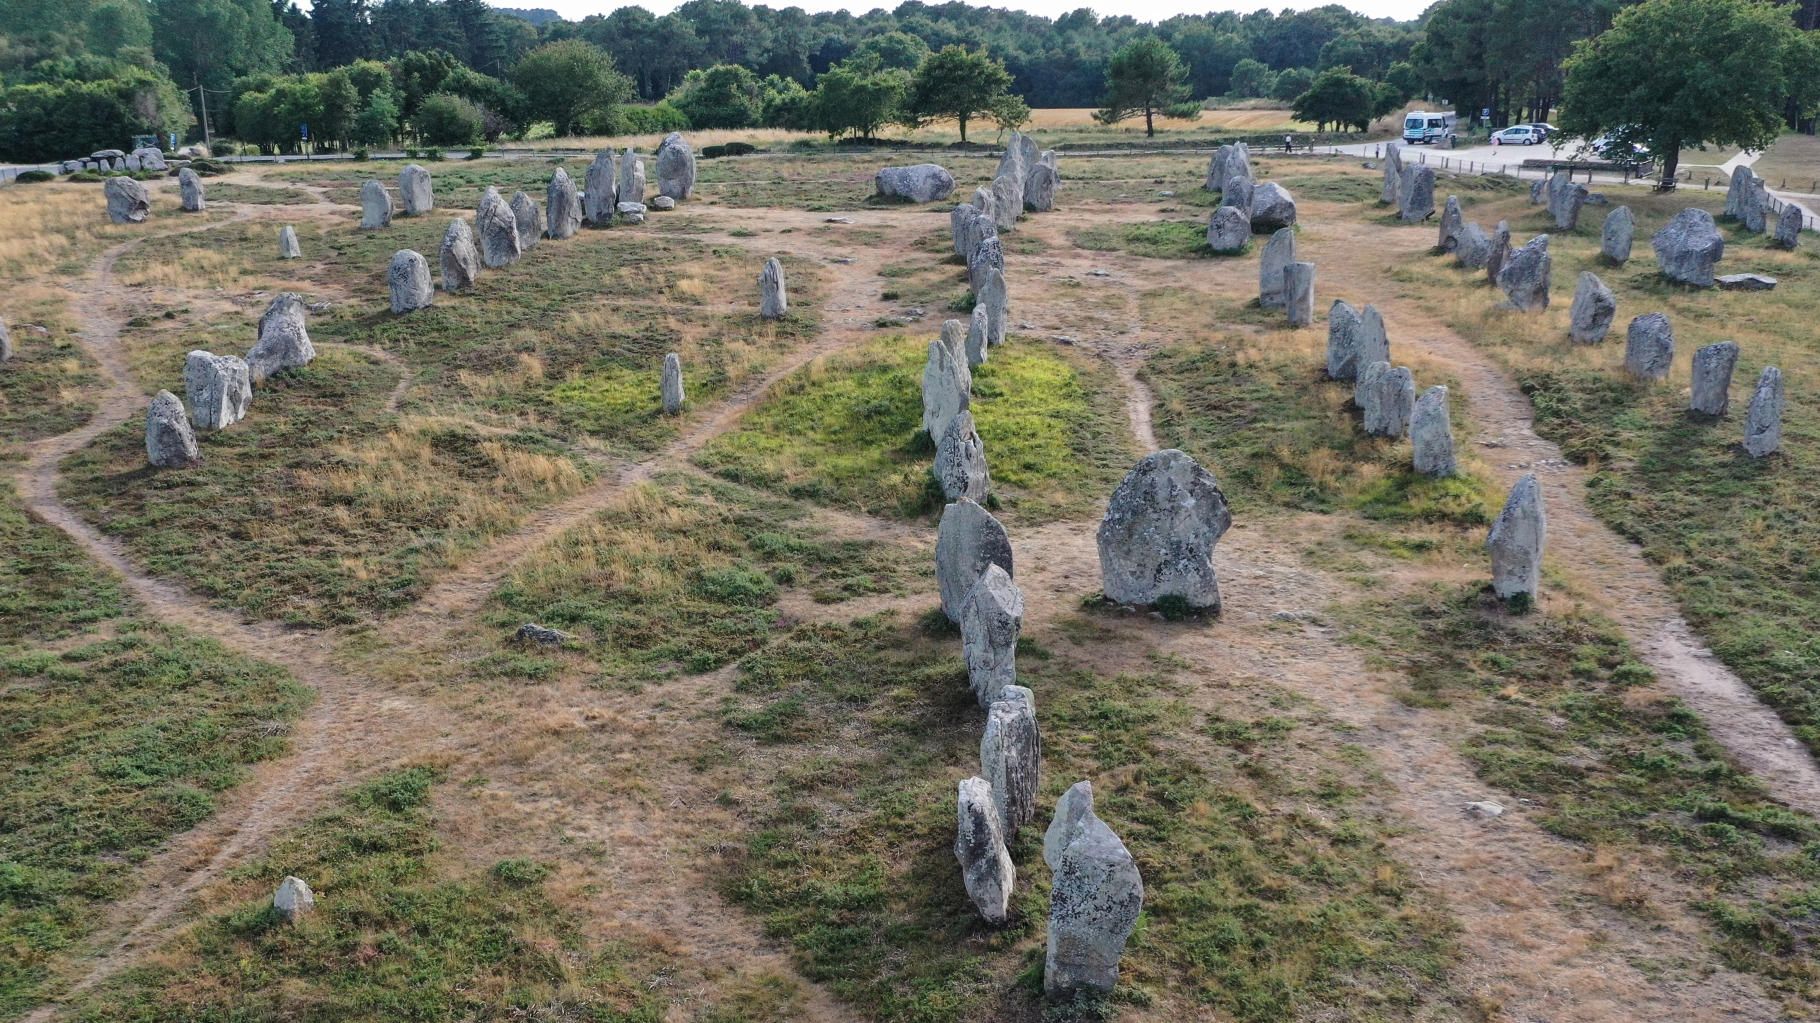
194, 74, 213, 149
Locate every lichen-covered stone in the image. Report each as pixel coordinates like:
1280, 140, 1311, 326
1249, 181, 1297, 232
278, 225, 301, 259
1024, 161, 1058, 212
1283, 261, 1315, 327
104, 177, 150, 224
967, 235, 1005, 297
1411, 385, 1456, 477
1398, 165, 1435, 222
961, 563, 1022, 706
510, 191, 541, 249
1206, 205, 1250, 254
183, 351, 250, 430
990, 173, 1022, 232
398, 164, 433, 215
1437, 195, 1463, 250
1044, 781, 1097, 871
546, 167, 582, 239
178, 168, 205, 212
875, 163, 955, 203
246, 293, 314, 383
583, 150, 617, 226
936, 496, 1013, 622
661, 352, 684, 414
1651, 208, 1724, 287
615, 201, 646, 224
951, 202, 996, 260
1601, 206, 1634, 264
975, 269, 1008, 351
618, 148, 645, 206
358, 179, 391, 229
1486, 220, 1511, 284
1361, 362, 1416, 439
274, 875, 315, 923
1623, 313, 1674, 381
1744, 366, 1784, 458
1488, 473, 1545, 600
388, 249, 433, 314
1045, 813, 1143, 998
922, 336, 972, 446
145, 390, 198, 467
1568, 271, 1616, 344
1773, 205, 1804, 251
1496, 234, 1551, 311
476, 186, 521, 268
935, 411, 990, 503
1220, 175, 1254, 213
1689, 341, 1739, 416
1097, 450, 1231, 611
1452, 221, 1493, 269
656, 133, 696, 200
964, 306, 990, 369
1258, 227, 1295, 309
1325, 300, 1362, 380
758, 257, 787, 319
1380, 142, 1403, 205
439, 218, 481, 292
955, 776, 1014, 923
981, 685, 1039, 833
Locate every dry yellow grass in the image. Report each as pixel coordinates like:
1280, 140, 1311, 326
0, 184, 165, 281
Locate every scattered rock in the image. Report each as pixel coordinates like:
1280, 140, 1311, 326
1488, 473, 1545, 601
981, 685, 1040, 833
1623, 313, 1674, 381
513, 623, 570, 646
278, 225, 302, 259
649, 194, 675, 211
1464, 800, 1505, 819
1600, 206, 1634, 264
359, 179, 391, 229
104, 177, 150, 224
246, 293, 315, 383
183, 351, 251, 431
398, 164, 433, 215
1689, 341, 1739, 416
1411, 385, 1456, 477
955, 776, 1015, 923
1744, 366, 1784, 458
1097, 450, 1231, 611
759, 257, 787, 319
145, 390, 198, 468
1651, 208, 1724, 287
178, 168, 205, 212
510, 191, 542, 249
615, 201, 647, 224
388, 249, 434, 314
1567, 271, 1616, 344
936, 496, 1014, 622
1716, 273, 1777, 291
273, 875, 315, 923
875, 163, 956, 203
1249, 181, 1297, 232
1496, 234, 1551, 312
935, 411, 990, 502
662, 352, 685, 414
961, 563, 1023, 707
1206, 205, 1250, 254
546, 167, 583, 239
1258, 227, 1296, 309
439, 218, 481, 292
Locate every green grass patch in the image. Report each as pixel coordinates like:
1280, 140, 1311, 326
696, 336, 1133, 521
0, 482, 309, 1017
1069, 220, 1215, 260
0, 319, 98, 445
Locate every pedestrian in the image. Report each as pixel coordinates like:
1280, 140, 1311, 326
1284, 134, 1294, 153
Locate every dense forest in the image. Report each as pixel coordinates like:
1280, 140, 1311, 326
0, 0, 1814, 160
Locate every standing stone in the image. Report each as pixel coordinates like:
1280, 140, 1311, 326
1220, 175, 1254, 213
0, 317, 10, 362
1258, 227, 1295, 309
1486, 221, 1511, 285
965, 305, 991, 369
1325, 300, 1362, 380
936, 497, 1013, 622
359, 180, 391, 229
960, 564, 1023, 707
546, 167, 583, 239
1550, 177, 1588, 231
1623, 313, 1674, 381
1024, 162, 1058, 212
476, 186, 521, 268
583, 151, 618, 226
1601, 206, 1634, 264
1743, 366, 1784, 458
1250, 182, 1298, 233
990, 174, 1021, 233
1724, 169, 1754, 219
1044, 781, 1098, 871
1437, 195, 1463, 251
618, 148, 646, 206
655, 132, 696, 200
1567, 271, 1616, 344
1209, 141, 1252, 193
922, 336, 972, 444
1354, 359, 1388, 413
935, 411, 990, 503
388, 250, 433, 314
1454, 221, 1493, 269
124, 153, 141, 172
1689, 341, 1740, 416
273, 876, 315, 923
1652, 208, 1725, 287
1357, 304, 1390, 369
131, 147, 166, 172
1487, 474, 1545, 601
103, 177, 150, 224
955, 776, 1014, 924
398, 164, 433, 215
1205, 144, 1229, 191
183, 351, 251, 431
1773, 205, 1803, 250
1097, 450, 1231, 611
439, 219, 481, 292
1045, 814, 1143, 999
976, 269, 1008, 350
1362, 363, 1416, 439
1411, 385, 1456, 477
1740, 176, 1772, 233
145, 390, 198, 467
875, 163, 956, 203
278, 225, 302, 259
1496, 234, 1551, 312
1380, 142, 1403, 205
1206, 206, 1250, 254
510, 191, 541, 250
981, 685, 1040, 834
952, 203, 996, 261
178, 168, 205, 212
967, 235, 1005, 296
1283, 261, 1315, 327
940, 318, 967, 366
661, 352, 684, 414
1398, 165, 1435, 222
758, 257, 787, 319
246, 293, 314, 383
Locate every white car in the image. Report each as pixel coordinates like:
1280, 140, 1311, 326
1492, 125, 1545, 145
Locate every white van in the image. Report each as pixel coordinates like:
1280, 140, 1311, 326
1403, 111, 1456, 145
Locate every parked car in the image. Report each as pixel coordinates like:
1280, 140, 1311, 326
1521, 122, 1556, 138
1492, 125, 1546, 145
1583, 133, 1653, 169
1402, 110, 1457, 144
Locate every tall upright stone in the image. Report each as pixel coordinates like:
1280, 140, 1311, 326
981, 686, 1040, 834
1361, 363, 1416, 439
1220, 175, 1254, 214
476, 186, 521, 268
1773, 205, 1804, 250
1496, 234, 1551, 311
935, 411, 990, 503
976, 269, 1008, 351
359, 179, 391, 229
1740, 175, 1772, 233
1283, 261, 1315, 327
936, 497, 1013, 623
655, 132, 696, 200
1410, 385, 1456, 477
922, 335, 972, 445
960, 563, 1023, 707
0, 316, 10, 362
1398, 165, 1435, 222
1454, 221, 1493, 269
1600, 206, 1634, 264
1548, 174, 1588, 230
965, 305, 991, 369
939, 318, 967, 366
618, 148, 645, 206
1724, 169, 1754, 219
1488, 473, 1545, 601
1356, 304, 1390, 369
1486, 220, 1511, 285
145, 390, 198, 468
661, 352, 685, 414
758, 257, 787, 319
546, 167, 582, 239
1652, 208, 1724, 287
246, 292, 314, 383
104, 177, 150, 224
967, 235, 1005, 296
278, 225, 302, 259
183, 351, 251, 431
1258, 227, 1295, 309
1743, 366, 1784, 458
583, 150, 617, 226
1380, 142, 1403, 205
1045, 813, 1143, 998
1097, 450, 1231, 611
510, 191, 542, 250
1325, 300, 1363, 380
1353, 359, 1388, 413
1024, 158, 1058, 212
1568, 271, 1616, 344
1689, 341, 1739, 416
388, 249, 433, 314
952, 203, 996, 261
1249, 182, 1297, 232
178, 168, 205, 212
1206, 205, 1250, 254
398, 164, 433, 215
955, 776, 1014, 924
1623, 313, 1674, 381
1437, 195, 1463, 251
439, 218, 481, 292
990, 173, 1022, 233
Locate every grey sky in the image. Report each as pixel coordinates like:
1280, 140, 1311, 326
518, 0, 1431, 24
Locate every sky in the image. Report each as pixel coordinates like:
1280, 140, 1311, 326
515, 0, 1432, 24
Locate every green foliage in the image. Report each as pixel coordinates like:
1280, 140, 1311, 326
1229, 57, 1274, 98
905, 44, 1018, 143
1292, 66, 1377, 132
413, 91, 484, 146
510, 39, 633, 136
1270, 65, 1315, 102
0, 67, 191, 163
1559, 0, 1820, 181
668, 63, 779, 129
1095, 37, 1198, 137
810, 54, 908, 141
589, 100, 692, 136
852, 30, 931, 72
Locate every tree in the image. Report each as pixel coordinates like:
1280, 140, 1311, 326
906, 45, 1017, 143
1270, 66, 1314, 102
151, 0, 292, 121
1559, 0, 1820, 186
852, 30, 929, 71
1292, 66, 1376, 132
1229, 57, 1274, 98
0, 66, 191, 161
1094, 37, 1199, 137
669, 63, 765, 128
414, 91, 482, 145
510, 39, 631, 136
810, 54, 907, 140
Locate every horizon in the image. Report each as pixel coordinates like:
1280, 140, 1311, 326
292, 0, 1433, 26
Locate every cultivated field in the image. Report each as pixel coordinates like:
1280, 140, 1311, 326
3, 134, 1819, 1023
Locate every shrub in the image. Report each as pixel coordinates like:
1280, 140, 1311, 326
422, 147, 443, 161
353, 147, 370, 161
68, 171, 102, 183
467, 147, 486, 160
414, 93, 484, 147
724, 141, 756, 155
586, 101, 690, 136
14, 170, 53, 183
